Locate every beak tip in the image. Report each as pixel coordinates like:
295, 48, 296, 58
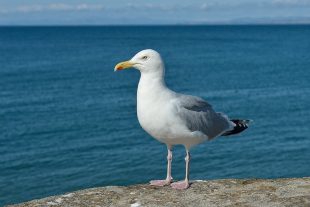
114, 60, 132, 72
114, 65, 121, 72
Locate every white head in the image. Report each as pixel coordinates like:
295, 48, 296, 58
114, 49, 164, 75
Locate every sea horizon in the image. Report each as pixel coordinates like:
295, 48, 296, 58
1, 23, 310, 27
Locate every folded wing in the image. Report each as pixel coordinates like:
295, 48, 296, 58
176, 95, 234, 139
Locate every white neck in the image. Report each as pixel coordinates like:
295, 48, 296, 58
137, 65, 169, 96
138, 73, 164, 95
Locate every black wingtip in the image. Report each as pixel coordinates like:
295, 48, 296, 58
222, 119, 250, 136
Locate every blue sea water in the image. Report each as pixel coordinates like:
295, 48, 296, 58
0, 25, 310, 206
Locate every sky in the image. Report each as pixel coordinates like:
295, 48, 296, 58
0, 0, 310, 25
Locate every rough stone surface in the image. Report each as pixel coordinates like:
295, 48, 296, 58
8, 177, 310, 207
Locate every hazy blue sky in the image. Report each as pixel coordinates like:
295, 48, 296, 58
0, 0, 310, 25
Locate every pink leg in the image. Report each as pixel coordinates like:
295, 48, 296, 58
171, 150, 190, 190
150, 146, 173, 186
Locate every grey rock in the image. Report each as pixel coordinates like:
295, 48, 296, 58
7, 177, 310, 207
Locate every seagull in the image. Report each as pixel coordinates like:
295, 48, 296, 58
114, 49, 249, 190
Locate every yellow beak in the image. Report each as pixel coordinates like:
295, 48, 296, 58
114, 60, 134, 71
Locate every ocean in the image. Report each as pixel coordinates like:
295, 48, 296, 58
0, 25, 309, 206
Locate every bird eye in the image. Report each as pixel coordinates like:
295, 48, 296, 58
142, 56, 148, 60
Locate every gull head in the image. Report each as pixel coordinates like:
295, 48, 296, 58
114, 49, 164, 74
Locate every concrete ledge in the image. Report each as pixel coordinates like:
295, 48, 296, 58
8, 177, 310, 207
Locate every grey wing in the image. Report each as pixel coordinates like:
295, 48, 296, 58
176, 95, 234, 139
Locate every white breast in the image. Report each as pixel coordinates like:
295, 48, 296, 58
136, 75, 191, 145
137, 80, 169, 139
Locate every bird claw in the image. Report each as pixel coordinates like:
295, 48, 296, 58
150, 179, 171, 186
171, 180, 190, 190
